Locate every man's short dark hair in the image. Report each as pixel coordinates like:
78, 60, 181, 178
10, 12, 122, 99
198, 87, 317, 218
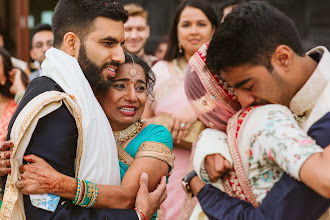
206, 1, 305, 75
30, 23, 52, 48
31, 24, 52, 38
52, 0, 128, 47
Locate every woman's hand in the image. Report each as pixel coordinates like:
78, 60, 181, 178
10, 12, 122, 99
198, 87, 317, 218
0, 140, 13, 176
16, 154, 63, 195
9, 68, 27, 95
168, 106, 197, 144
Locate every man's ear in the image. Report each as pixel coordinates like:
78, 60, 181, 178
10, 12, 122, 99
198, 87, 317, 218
30, 49, 36, 60
146, 25, 150, 39
272, 45, 293, 72
62, 32, 81, 58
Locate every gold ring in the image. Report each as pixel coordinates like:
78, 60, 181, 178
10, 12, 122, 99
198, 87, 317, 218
18, 174, 22, 182
1, 152, 6, 160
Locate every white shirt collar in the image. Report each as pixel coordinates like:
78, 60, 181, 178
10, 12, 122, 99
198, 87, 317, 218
289, 46, 330, 116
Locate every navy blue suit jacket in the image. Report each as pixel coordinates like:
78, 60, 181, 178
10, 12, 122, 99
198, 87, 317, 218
197, 112, 330, 220
2, 77, 138, 220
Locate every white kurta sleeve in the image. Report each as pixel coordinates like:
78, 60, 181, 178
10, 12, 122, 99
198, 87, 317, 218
193, 128, 233, 183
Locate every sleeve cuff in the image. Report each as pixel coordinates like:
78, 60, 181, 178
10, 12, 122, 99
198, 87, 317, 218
193, 128, 232, 179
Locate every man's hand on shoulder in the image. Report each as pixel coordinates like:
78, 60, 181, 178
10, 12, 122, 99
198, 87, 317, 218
135, 173, 167, 220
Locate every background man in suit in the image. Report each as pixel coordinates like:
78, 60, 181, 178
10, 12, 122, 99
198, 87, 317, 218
29, 24, 53, 81
123, 3, 157, 66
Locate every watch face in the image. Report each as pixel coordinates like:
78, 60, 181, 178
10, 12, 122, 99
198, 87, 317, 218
181, 179, 193, 198
181, 180, 188, 192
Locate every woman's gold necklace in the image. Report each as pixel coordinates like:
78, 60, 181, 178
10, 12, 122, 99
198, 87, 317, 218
173, 56, 188, 74
113, 118, 143, 144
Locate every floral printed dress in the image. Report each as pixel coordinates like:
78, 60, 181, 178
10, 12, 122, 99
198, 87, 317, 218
224, 104, 323, 205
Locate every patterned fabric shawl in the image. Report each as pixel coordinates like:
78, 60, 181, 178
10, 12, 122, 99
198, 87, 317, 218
184, 43, 241, 132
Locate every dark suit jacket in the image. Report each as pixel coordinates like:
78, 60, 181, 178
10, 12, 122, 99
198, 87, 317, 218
3, 77, 138, 220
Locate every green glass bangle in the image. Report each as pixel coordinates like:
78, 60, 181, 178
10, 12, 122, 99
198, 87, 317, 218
72, 178, 81, 205
79, 180, 92, 207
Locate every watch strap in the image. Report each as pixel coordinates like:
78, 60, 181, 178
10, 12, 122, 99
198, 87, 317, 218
183, 170, 197, 183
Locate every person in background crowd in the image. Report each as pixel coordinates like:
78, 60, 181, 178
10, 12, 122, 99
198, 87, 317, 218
143, 0, 217, 219
123, 3, 157, 67
29, 24, 53, 81
154, 36, 168, 61
0, 47, 17, 143
0, 47, 29, 206
0, 28, 30, 75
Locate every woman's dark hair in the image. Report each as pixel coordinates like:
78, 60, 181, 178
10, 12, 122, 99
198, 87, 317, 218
0, 47, 14, 98
124, 52, 156, 98
52, 0, 128, 47
206, 1, 305, 75
164, 0, 218, 61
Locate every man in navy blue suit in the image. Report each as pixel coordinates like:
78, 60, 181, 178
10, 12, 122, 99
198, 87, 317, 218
183, 1, 330, 219
0, 0, 166, 219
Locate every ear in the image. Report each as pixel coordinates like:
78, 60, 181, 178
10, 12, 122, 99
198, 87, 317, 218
30, 49, 37, 60
146, 25, 150, 39
271, 45, 293, 72
62, 32, 81, 58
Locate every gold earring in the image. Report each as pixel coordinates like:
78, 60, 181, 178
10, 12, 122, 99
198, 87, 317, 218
178, 42, 183, 54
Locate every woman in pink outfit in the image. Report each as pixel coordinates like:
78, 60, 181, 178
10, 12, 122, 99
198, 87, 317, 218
143, 0, 218, 219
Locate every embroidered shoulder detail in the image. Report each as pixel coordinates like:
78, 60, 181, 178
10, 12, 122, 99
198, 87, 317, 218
117, 143, 134, 166
136, 141, 174, 172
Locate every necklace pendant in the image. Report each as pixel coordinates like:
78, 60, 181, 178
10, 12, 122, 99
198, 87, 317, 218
130, 68, 136, 82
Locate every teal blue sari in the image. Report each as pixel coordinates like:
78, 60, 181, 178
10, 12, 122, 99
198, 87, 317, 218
118, 124, 173, 220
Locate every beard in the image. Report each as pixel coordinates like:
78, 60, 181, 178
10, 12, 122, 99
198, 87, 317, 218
78, 44, 118, 91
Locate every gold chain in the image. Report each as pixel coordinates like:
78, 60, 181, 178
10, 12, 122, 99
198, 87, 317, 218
113, 118, 143, 144
172, 56, 188, 74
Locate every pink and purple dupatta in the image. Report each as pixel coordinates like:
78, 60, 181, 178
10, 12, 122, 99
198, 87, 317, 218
185, 43, 259, 206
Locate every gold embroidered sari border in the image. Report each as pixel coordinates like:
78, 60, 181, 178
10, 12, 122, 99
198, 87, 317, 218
117, 143, 134, 166
136, 141, 174, 170
227, 107, 258, 207
189, 44, 241, 111
0, 91, 83, 220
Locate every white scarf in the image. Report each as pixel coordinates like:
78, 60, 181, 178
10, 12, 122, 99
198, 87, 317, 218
41, 47, 120, 185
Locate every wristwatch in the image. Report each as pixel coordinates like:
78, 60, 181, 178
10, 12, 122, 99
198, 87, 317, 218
181, 170, 197, 198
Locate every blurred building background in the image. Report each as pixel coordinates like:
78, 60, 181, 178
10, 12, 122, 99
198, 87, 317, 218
0, 0, 329, 62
